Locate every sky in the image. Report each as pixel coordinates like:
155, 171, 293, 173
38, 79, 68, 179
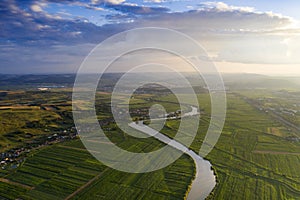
1, 0, 300, 75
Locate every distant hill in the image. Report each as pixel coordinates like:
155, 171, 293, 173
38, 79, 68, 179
0, 73, 299, 90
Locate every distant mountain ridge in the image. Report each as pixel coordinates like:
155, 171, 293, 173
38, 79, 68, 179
0, 73, 299, 90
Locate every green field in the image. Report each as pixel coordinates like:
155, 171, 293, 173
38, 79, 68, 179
156, 93, 300, 199
0, 90, 74, 152
1, 138, 195, 200
1, 84, 300, 199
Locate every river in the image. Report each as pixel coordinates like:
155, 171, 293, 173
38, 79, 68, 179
129, 106, 216, 200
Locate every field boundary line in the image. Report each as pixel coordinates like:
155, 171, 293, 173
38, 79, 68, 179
64, 168, 108, 200
0, 178, 34, 190
57, 145, 87, 152
252, 150, 300, 155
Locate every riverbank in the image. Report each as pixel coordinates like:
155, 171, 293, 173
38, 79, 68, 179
129, 122, 216, 200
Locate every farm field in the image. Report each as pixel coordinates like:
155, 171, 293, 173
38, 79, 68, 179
0, 79, 300, 200
0, 87, 198, 200
2, 0, 300, 197
0, 139, 195, 200
156, 93, 300, 199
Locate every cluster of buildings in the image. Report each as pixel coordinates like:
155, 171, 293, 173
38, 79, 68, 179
0, 148, 28, 169
0, 127, 78, 170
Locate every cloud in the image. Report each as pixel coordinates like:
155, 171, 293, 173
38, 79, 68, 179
106, 3, 170, 15
91, 0, 126, 5
105, 13, 136, 23
199, 2, 255, 13
139, 5, 292, 33
0, 0, 115, 45
1, 0, 299, 73
144, 0, 165, 3
1, 1, 294, 45
30, 4, 43, 12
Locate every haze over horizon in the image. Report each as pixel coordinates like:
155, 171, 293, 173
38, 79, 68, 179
1, 0, 300, 75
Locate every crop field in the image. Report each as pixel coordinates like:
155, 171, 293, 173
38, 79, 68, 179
0, 138, 195, 200
1, 85, 299, 200
154, 93, 300, 199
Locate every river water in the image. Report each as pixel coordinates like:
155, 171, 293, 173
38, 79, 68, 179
129, 106, 216, 199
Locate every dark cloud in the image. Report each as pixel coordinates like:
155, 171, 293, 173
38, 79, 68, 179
0, 0, 173, 47
105, 13, 137, 23
139, 9, 292, 33
106, 4, 170, 15
0, 0, 293, 45
0, 0, 129, 46
0, 0, 297, 73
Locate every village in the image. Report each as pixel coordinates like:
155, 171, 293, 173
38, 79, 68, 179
0, 127, 77, 170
